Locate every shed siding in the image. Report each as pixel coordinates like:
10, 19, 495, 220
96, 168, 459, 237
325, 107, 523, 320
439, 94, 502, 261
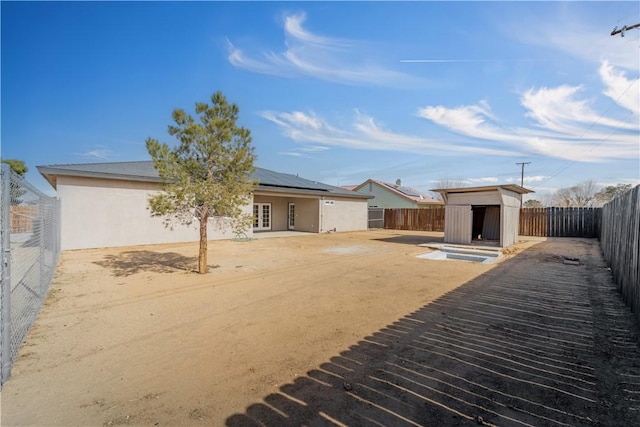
502, 206, 520, 247
445, 205, 472, 245
57, 176, 251, 250
447, 191, 501, 206
499, 189, 523, 247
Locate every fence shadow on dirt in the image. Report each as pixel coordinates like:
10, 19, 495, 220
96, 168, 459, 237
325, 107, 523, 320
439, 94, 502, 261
226, 239, 640, 426
93, 250, 215, 277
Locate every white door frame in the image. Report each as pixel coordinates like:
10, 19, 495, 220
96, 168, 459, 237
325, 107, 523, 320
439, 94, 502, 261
253, 203, 272, 231
288, 203, 295, 230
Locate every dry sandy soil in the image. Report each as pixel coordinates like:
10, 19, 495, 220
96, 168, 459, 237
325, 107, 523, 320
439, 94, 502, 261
1, 230, 524, 426
2, 230, 640, 426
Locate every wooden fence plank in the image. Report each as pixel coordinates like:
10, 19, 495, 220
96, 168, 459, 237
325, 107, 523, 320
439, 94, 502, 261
383, 208, 445, 232
600, 185, 640, 323
519, 207, 601, 238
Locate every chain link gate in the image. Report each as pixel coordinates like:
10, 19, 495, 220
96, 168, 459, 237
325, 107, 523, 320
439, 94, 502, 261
1, 164, 60, 386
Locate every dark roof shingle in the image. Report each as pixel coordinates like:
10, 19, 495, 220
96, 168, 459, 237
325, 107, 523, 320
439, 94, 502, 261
37, 161, 368, 199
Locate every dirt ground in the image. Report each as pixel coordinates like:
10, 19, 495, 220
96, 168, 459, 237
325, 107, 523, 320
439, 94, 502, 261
2, 230, 639, 426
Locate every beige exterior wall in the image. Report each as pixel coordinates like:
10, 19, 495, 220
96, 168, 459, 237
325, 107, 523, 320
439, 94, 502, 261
253, 195, 287, 231
319, 197, 368, 232
252, 195, 319, 232
57, 177, 368, 249
57, 176, 252, 250
293, 198, 320, 232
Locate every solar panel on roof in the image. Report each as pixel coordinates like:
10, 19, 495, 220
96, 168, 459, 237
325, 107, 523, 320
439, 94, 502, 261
395, 186, 423, 198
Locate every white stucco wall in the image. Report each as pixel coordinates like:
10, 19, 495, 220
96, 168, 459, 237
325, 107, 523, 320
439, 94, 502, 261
57, 176, 252, 250
319, 197, 368, 232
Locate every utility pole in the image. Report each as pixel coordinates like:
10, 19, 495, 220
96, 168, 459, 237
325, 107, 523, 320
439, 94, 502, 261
611, 23, 640, 37
516, 162, 531, 188
516, 162, 531, 208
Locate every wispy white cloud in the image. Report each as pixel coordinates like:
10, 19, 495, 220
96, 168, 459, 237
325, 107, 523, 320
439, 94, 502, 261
467, 177, 499, 183
278, 145, 329, 158
511, 11, 639, 72
599, 60, 639, 117
227, 12, 423, 87
261, 109, 518, 157
417, 62, 639, 162
279, 151, 304, 157
505, 175, 548, 183
300, 145, 330, 153
74, 146, 113, 160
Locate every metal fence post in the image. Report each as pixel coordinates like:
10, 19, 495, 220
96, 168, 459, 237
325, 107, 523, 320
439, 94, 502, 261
1, 164, 12, 385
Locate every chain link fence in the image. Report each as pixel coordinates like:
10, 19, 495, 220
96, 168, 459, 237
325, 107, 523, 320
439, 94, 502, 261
1, 164, 60, 386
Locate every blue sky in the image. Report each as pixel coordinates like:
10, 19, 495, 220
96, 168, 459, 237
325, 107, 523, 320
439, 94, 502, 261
2, 1, 639, 200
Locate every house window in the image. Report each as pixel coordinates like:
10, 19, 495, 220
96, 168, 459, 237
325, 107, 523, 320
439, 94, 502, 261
253, 203, 271, 231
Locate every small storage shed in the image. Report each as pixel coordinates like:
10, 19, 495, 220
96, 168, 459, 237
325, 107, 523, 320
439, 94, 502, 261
431, 185, 533, 248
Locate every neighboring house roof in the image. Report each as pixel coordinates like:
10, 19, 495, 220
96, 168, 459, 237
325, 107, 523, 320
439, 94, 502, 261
340, 185, 358, 191
354, 179, 442, 206
37, 161, 371, 199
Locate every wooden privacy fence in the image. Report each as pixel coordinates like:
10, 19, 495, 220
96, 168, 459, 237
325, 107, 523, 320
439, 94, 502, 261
383, 208, 445, 232
600, 185, 640, 323
381, 207, 601, 238
10, 205, 38, 233
519, 207, 601, 238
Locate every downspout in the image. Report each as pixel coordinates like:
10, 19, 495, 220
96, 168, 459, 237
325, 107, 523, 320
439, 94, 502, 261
320, 196, 324, 232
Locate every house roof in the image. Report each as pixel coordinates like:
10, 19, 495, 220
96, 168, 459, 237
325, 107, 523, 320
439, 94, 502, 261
36, 161, 370, 199
354, 179, 442, 205
430, 184, 534, 195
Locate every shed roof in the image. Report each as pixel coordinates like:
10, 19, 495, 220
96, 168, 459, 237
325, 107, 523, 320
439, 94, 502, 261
37, 161, 370, 199
431, 184, 533, 195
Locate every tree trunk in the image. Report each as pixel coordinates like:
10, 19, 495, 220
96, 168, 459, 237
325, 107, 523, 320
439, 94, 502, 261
198, 209, 209, 274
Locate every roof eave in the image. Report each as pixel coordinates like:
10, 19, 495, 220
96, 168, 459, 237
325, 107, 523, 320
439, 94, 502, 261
36, 166, 164, 186
430, 184, 534, 195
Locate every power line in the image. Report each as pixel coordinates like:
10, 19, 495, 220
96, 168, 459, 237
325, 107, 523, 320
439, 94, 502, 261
528, 77, 639, 191
611, 23, 640, 37
527, 23, 640, 191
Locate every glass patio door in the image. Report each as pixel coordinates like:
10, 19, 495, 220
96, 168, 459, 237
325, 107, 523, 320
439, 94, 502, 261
253, 203, 271, 230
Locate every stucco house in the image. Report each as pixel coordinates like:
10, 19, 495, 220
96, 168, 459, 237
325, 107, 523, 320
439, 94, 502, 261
37, 161, 371, 250
432, 185, 533, 248
350, 179, 443, 209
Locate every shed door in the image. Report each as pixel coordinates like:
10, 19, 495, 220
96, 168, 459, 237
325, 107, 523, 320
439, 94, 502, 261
445, 205, 472, 245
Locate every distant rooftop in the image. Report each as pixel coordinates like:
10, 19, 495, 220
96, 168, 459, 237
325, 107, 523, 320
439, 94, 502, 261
354, 179, 442, 205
